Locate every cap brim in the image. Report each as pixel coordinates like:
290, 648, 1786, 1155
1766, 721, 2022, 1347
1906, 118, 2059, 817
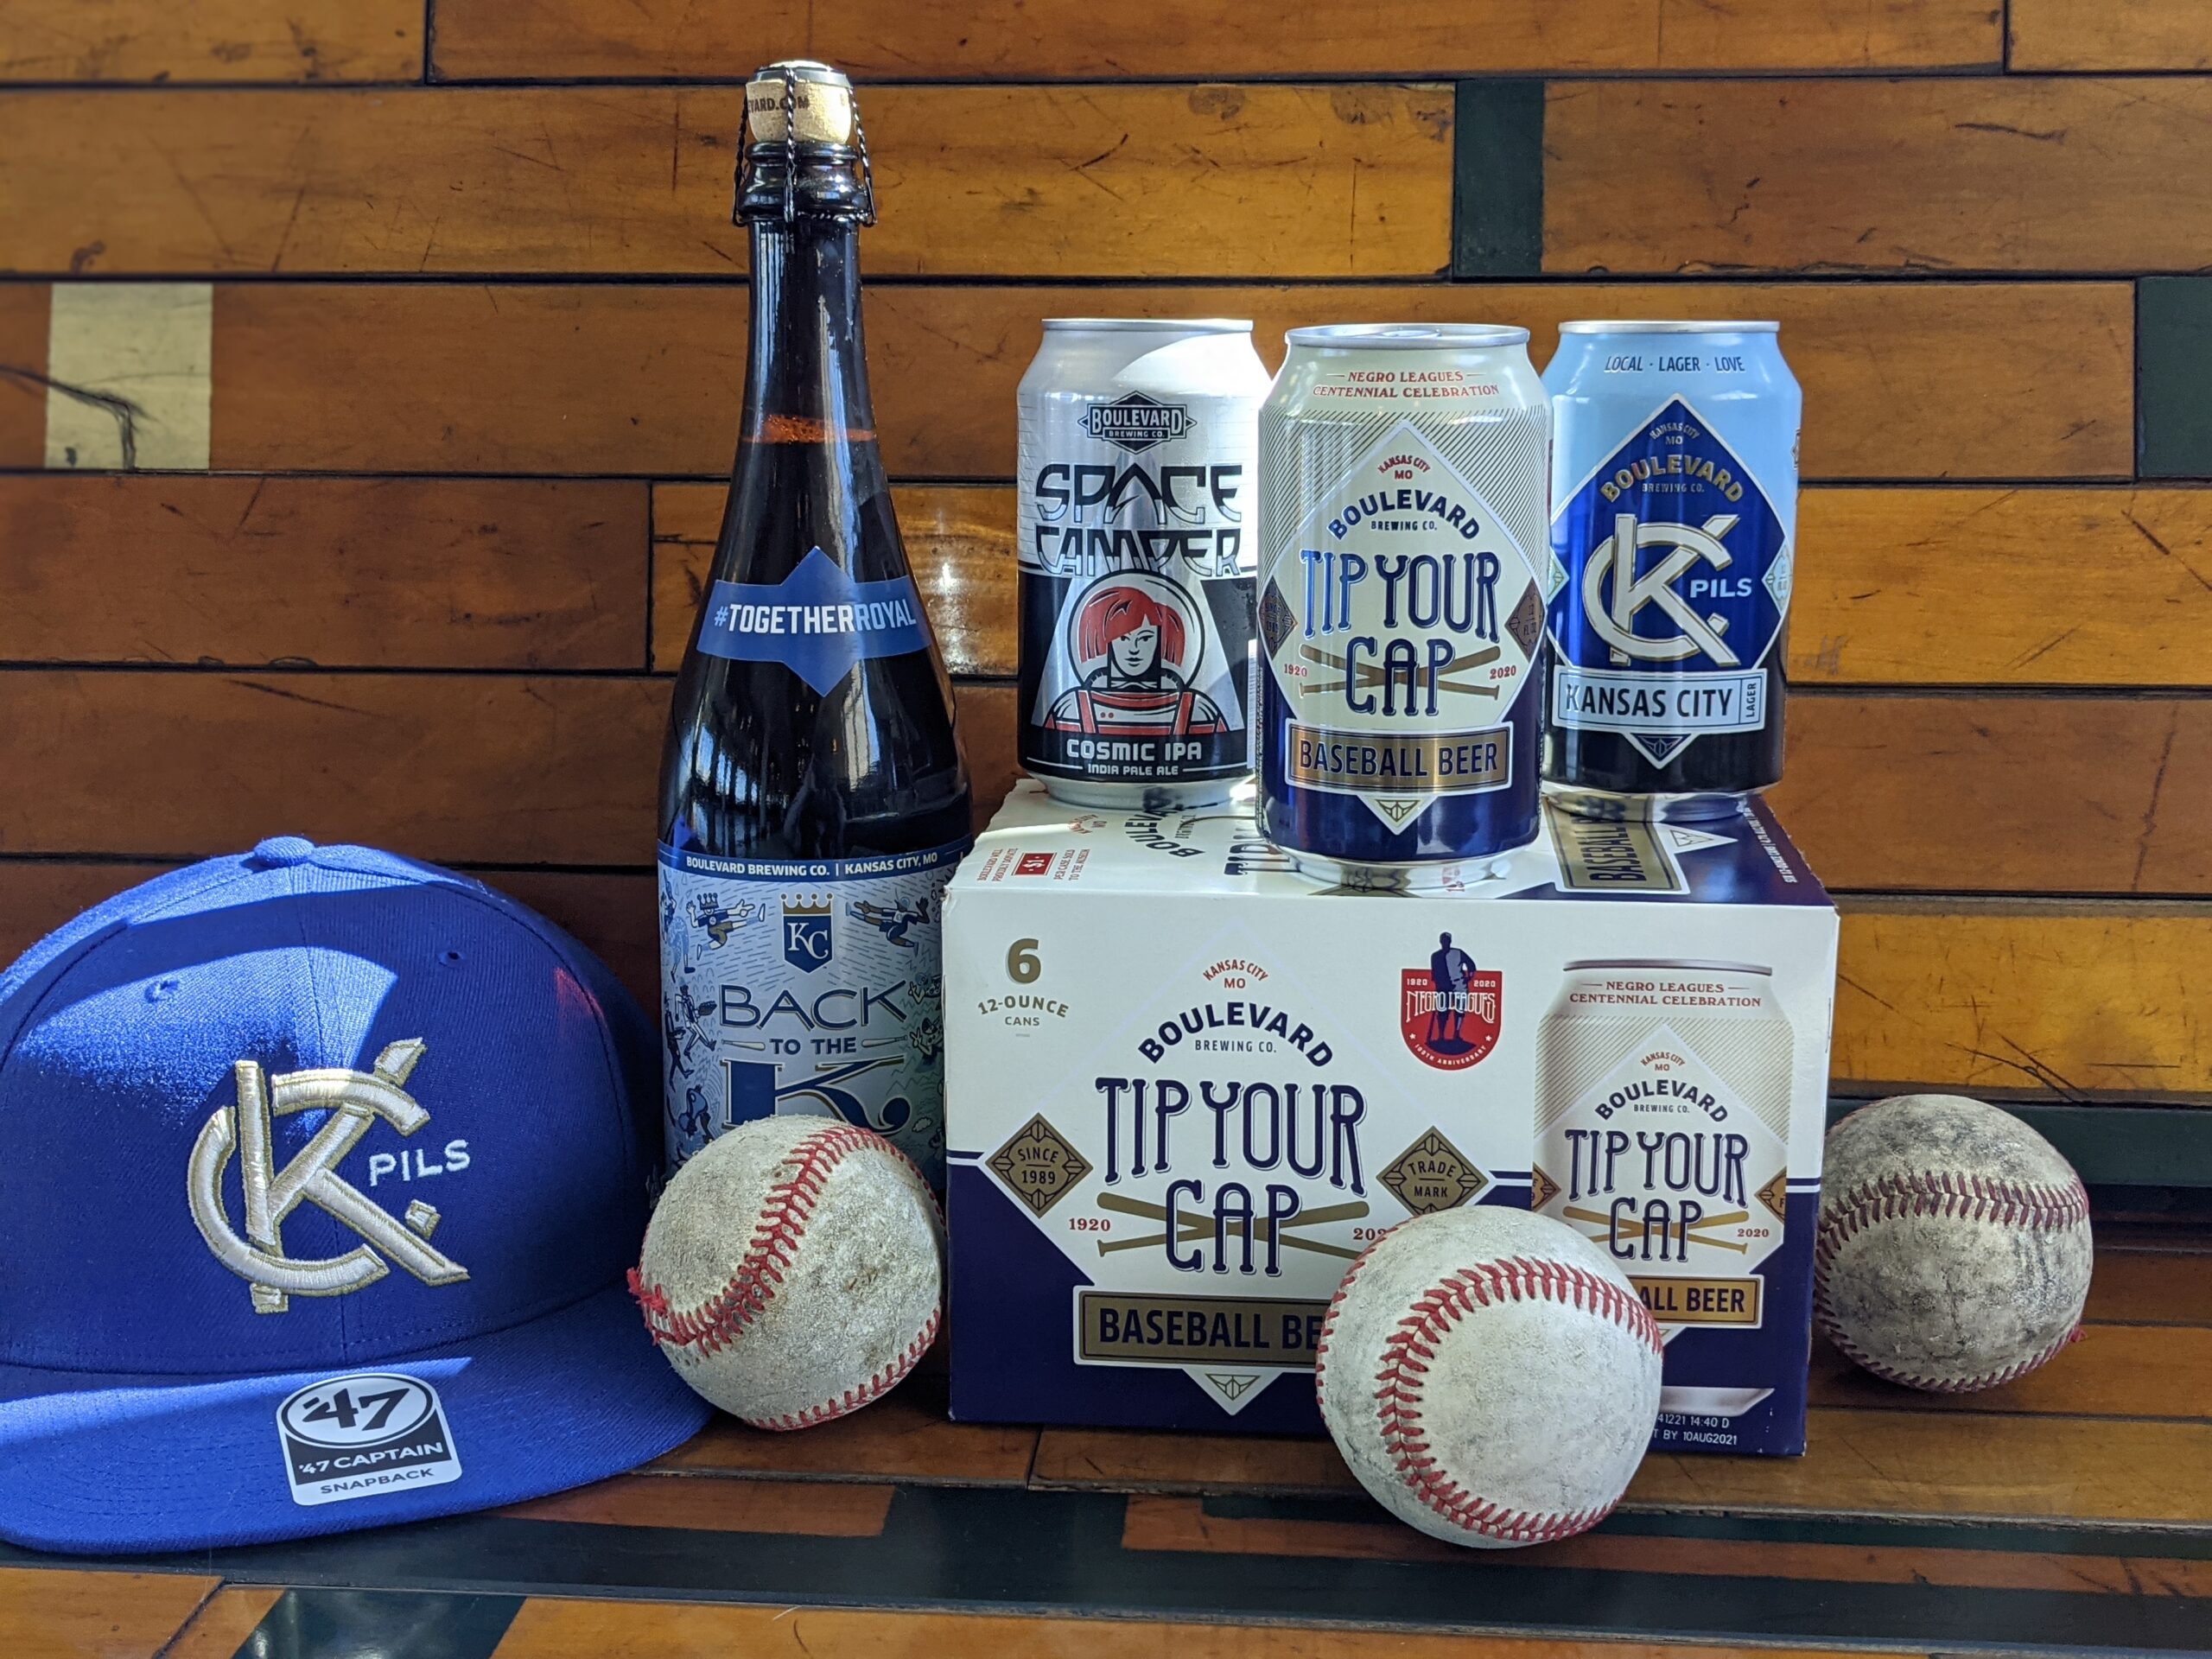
0, 1281, 713, 1554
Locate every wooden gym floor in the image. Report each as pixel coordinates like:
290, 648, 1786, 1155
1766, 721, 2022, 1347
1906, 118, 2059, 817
2, 1231, 2206, 1657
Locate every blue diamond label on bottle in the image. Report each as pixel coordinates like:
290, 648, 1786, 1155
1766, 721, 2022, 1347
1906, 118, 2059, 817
1548, 398, 1791, 770
696, 545, 932, 695
659, 840, 968, 1187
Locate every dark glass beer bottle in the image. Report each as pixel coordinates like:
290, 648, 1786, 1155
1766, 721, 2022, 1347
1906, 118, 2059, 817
658, 60, 969, 1186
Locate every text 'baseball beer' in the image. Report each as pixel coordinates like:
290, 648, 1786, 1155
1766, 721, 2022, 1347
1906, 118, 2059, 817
658, 61, 969, 1188
1543, 323, 1802, 817
1258, 325, 1551, 889
1018, 321, 1269, 809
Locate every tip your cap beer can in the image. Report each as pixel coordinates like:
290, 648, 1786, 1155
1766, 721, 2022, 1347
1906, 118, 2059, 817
1257, 324, 1551, 891
1018, 320, 1270, 810
1541, 322, 1802, 817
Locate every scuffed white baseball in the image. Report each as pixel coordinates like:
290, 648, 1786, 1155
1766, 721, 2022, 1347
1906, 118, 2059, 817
631, 1116, 944, 1430
1816, 1094, 2092, 1393
1316, 1207, 1662, 1548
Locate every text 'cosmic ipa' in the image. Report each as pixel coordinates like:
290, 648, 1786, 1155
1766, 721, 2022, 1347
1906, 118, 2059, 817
1542, 323, 1802, 817
1017, 321, 1269, 809
1257, 325, 1551, 891
658, 61, 969, 1187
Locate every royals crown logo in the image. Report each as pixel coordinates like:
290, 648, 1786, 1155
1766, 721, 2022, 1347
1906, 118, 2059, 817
783, 893, 835, 973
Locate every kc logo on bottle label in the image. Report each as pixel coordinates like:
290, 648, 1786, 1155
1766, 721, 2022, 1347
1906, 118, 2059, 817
276, 1372, 462, 1507
696, 545, 931, 694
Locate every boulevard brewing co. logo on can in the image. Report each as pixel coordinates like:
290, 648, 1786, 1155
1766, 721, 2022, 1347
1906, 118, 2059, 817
1018, 321, 1270, 809
1257, 325, 1551, 890
1533, 960, 1794, 1333
1542, 323, 1802, 816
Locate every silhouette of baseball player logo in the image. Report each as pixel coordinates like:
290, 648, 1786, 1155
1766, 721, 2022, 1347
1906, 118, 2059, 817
1427, 932, 1478, 1047
1045, 575, 1226, 741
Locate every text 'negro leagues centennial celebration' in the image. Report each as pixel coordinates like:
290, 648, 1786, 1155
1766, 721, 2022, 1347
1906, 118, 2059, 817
3, 47, 2161, 1654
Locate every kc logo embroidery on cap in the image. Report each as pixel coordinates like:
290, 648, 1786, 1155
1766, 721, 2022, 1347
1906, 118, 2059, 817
186, 1038, 470, 1315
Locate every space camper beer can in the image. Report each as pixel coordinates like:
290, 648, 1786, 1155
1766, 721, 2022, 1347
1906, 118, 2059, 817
1018, 320, 1270, 810
1257, 324, 1551, 891
1542, 322, 1802, 819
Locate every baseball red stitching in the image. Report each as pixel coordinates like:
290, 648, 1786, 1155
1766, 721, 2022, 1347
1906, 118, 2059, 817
1372, 1255, 1660, 1545
745, 1303, 942, 1433
1814, 1168, 2089, 1392
628, 1123, 915, 1356
1313, 1224, 1397, 1412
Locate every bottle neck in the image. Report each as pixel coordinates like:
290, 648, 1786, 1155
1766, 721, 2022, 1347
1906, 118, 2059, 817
741, 219, 879, 450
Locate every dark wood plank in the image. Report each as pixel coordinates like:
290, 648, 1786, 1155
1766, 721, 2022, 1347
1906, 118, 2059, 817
161, 1588, 286, 1659
501, 1474, 893, 1535
1039, 1409, 2212, 1524
209, 282, 2133, 481
0, 1, 421, 83
1123, 1493, 2212, 1591
1545, 79, 2212, 274
1808, 1325, 2212, 1419
0, 283, 48, 466
0, 86, 1451, 277
652, 484, 2212, 687
652, 1390, 1038, 1485
0, 672, 1016, 864
0, 475, 650, 669
2088, 1248, 2212, 1325
1833, 900, 2212, 1098
2012, 0, 2212, 70
492, 1598, 1863, 1658
0, 1567, 217, 1659
431, 0, 1999, 79
653, 483, 1012, 675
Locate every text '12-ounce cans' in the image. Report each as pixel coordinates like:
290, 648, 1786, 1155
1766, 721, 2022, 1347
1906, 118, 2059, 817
1257, 324, 1550, 890
1543, 322, 1802, 817
1018, 320, 1270, 810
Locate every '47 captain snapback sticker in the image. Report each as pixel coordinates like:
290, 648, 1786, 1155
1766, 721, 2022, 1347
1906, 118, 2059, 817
277, 1373, 462, 1507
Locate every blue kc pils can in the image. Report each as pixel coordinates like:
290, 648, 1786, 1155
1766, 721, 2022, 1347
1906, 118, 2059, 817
1542, 322, 1802, 819
1256, 325, 1552, 891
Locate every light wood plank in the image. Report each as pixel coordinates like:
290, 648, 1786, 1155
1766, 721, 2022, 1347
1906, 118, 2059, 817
1546, 79, 2212, 274
160, 1588, 284, 1659
431, 0, 1998, 79
652, 484, 2212, 686
652, 1389, 1038, 1485
493, 1597, 1861, 1659
1808, 1325, 2212, 1419
2012, 0, 2212, 70
1040, 1409, 2212, 1525
1834, 900, 2212, 1098
0, 86, 1451, 277
502, 1473, 893, 1535
0, 476, 650, 669
0, 1568, 216, 1659
0, 2, 420, 84
0, 284, 48, 467
210, 281, 2130, 481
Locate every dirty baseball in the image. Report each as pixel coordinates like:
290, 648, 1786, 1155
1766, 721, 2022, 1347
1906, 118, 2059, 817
1816, 1094, 2092, 1394
630, 1116, 944, 1430
1316, 1207, 1663, 1548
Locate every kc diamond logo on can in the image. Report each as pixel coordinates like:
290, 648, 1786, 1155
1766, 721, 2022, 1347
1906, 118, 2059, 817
1399, 932, 1502, 1069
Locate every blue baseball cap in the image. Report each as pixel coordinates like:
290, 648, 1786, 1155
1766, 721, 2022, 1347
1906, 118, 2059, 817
0, 837, 710, 1554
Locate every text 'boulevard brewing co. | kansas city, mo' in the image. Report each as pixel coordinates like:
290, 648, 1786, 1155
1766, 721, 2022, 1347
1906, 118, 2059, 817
1542, 322, 1802, 817
1018, 321, 1270, 808
1257, 325, 1552, 889
658, 61, 969, 1187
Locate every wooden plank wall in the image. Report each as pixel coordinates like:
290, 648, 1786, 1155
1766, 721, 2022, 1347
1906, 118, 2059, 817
2, 1, 2209, 1121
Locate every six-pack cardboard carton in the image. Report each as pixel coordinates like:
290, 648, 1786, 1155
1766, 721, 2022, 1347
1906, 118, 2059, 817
944, 782, 1839, 1454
